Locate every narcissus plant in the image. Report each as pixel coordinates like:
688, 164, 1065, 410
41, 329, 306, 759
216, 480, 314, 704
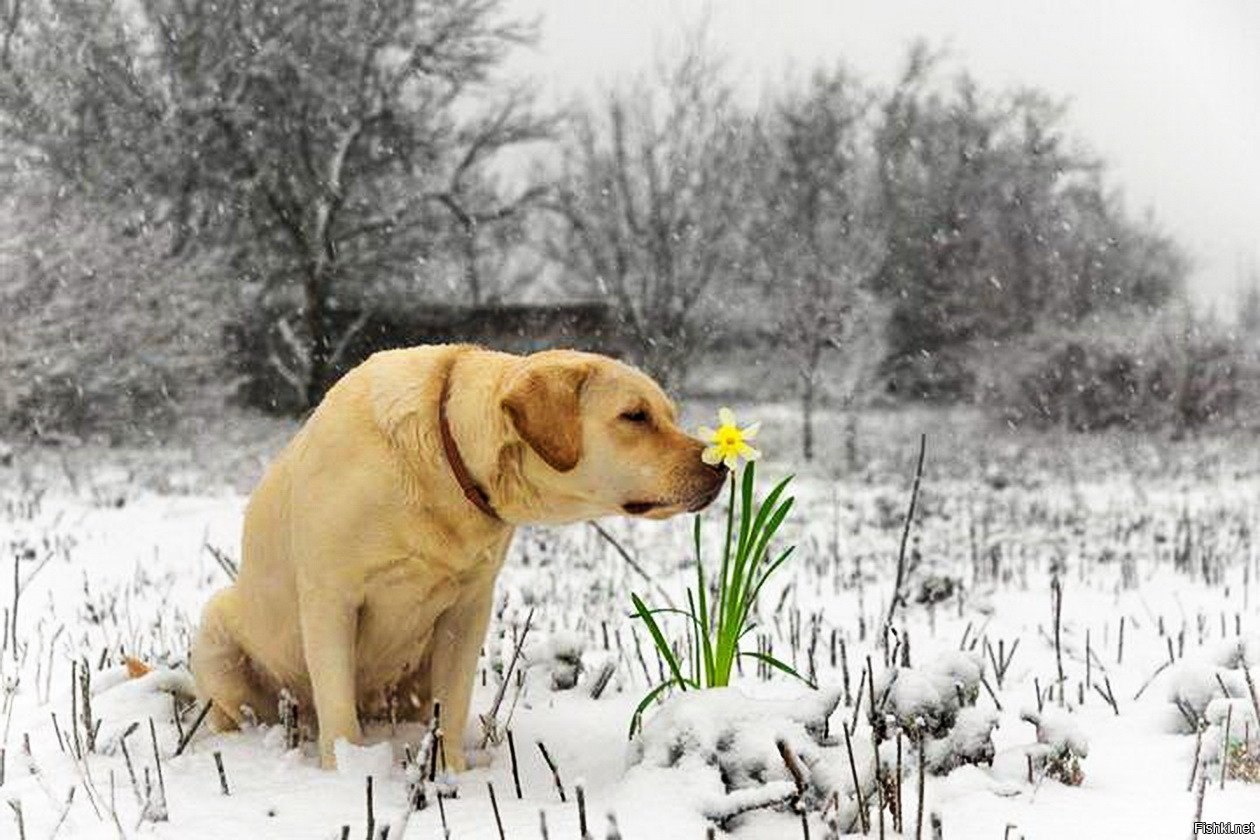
630, 409, 810, 736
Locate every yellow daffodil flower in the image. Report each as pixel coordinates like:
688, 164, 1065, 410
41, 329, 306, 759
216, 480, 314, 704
699, 407, 761, 470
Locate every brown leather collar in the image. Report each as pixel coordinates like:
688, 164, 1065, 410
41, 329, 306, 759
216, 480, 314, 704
438, 370, 501, 521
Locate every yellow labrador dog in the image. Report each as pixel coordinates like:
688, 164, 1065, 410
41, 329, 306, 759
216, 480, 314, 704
192, 344, 725, 770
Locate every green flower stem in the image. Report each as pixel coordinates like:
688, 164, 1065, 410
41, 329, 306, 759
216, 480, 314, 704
630, 461, 809, 736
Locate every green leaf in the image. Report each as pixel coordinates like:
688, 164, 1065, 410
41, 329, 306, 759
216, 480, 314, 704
687, 587, 716, 688
631, 606, 696, 620
745, 546, 797, 613
736, 461, 756, 559
739, 650, 815, 689
716, 473, 737, 640
747, 475, 793, 555
693, 518, 714, 681
631, 593, 690, 690
746, 496, 795, 585
629, 679, 679, 737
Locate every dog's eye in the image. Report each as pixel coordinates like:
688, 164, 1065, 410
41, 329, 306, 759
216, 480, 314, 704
620, 409, 650, 424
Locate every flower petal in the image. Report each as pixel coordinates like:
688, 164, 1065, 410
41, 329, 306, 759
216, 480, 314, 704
740, 444, 762, 462
723, 453, 739, 470
697, 425, 716, 441
718, 406, 736, 427
740, 421, 761, 440
701, 446, 723, 465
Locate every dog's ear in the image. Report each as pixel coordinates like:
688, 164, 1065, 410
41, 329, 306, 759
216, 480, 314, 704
501, 358, 593, 472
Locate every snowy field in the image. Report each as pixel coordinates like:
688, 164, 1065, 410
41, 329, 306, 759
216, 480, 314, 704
1, 418, 1259, 840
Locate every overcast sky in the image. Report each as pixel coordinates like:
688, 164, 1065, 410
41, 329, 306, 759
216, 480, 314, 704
506, 0, 1259, 313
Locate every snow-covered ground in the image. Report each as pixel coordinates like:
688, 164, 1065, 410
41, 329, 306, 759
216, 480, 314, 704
1, 434, 1258, 839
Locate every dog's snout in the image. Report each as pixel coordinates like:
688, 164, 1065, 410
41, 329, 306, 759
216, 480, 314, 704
685, 458, 728, 512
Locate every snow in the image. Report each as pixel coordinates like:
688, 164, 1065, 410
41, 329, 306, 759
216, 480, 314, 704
1, 445, 1259, 838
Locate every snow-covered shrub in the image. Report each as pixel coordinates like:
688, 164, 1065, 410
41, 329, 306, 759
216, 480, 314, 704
525, 630, 586, 691
1021, 707, 1088, 786
629, 687, 847, 828
0, 184, 228, 442
872, 652, 983, 743
1225, 740, 1260, 784
991, 316, 1254, 433
1162, 642, 1257, 733
1195, 697, 1260, 784
914, 573, 960, 605
925, 707, 1000, 773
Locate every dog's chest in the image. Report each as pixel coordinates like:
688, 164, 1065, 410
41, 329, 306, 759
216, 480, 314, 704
355, 543, 506, 684
358, 559, 456, 655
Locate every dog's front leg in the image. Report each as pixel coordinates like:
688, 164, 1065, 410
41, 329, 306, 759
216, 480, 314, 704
300, 589, 363, 769
429, 577, 496, 773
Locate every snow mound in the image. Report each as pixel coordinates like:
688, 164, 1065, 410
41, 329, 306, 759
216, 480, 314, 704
629, 686, 846, 827
526, 629, 587, 690
1020, 706, 1088, 785
334, 739, 395, 778
874, 652, 984, 739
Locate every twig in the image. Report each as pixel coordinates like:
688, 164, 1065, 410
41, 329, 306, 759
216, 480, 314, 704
1188, 722, 1204, 792
203, 542, 238, 581
214, 751, 230, 795
7, 800, 25, 840
916, 731, 926, 840
47, 785, 75, 840
1051, 578, 1065, 705
883, 434, 927, 646
842, 723, 868, 834
537, 740, 566, 802
1190, 768, 1207, 840
148, 717, 167, 813
119, 724, 142, 806
776, 738, 808, 805
589, 522, 675, 608
1242, 660, 1260, 731
1132, 660, 1172, 700
487, 781, 506, 840
173, 701, 213, 757
507, 729, 523, 799
577, 784, 592, 840
480, 609, 534, 747
1221, 704, 1233, 790
979, 674, 1003, 711
1094, 676, 1119, 715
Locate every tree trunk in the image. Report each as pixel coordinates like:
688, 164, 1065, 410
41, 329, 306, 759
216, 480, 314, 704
801, 343, 823, 462
801, 382, 814, 462
303, 267, 330, 409
462, 217, 481, 305
843, 405, 858, 473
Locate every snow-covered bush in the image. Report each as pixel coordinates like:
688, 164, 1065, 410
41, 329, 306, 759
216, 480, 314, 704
872, 652, 983, 742
522, 630, 587, 692
1021, 706, 1089, 786
629, 687, 847, 828
1161, 637, 1259, 733
926, 707, 1000, 773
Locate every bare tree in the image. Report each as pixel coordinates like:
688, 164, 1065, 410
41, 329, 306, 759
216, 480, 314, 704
430, 93, 553, 306
0, 0, 551, 407
871, 42, 1186, 399
1239, 261, 1260, 338
545, 41, 755, 388
753, 68, 885, 460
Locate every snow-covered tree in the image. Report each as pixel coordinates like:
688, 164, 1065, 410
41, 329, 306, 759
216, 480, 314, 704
751, 66, 884, 461
545, 37, 757, 390
0, 0, 551, 407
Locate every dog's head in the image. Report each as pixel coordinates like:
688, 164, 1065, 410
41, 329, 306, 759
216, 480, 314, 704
500, 350, 726, 523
